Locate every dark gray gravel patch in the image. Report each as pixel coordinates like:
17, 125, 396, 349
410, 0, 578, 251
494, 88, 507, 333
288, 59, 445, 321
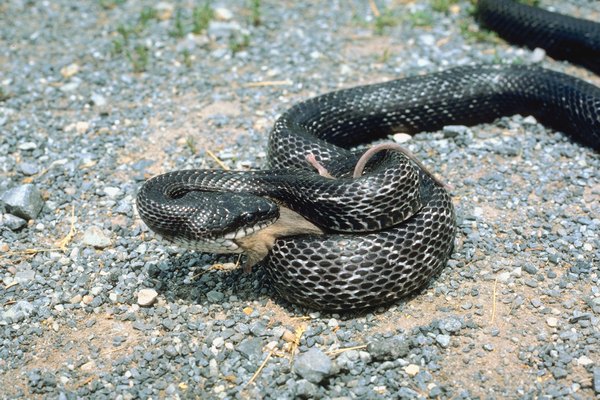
0, 0, 599, 399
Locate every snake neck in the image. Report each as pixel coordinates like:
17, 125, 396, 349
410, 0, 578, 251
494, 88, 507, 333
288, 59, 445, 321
236, 206, 324, 272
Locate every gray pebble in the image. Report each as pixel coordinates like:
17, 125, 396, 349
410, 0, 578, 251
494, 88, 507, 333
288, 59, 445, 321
367, 335, 410, 361
19, 162, 39, 176
1, 184, 44, 220
294, 379, 318, 399
436, 334, 451, 348
294, 347, 333, 384
206, 290, 224, 303
82, 226, 112, 248
439, 316, 463, 333
1, 213, 27, 230
237, 337, 263, 361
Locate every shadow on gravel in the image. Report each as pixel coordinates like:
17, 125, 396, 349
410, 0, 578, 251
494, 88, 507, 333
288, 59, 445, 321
146, 250, 444, 318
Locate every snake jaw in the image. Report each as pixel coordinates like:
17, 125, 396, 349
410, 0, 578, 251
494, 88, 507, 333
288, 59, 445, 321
235, 207, 325, 273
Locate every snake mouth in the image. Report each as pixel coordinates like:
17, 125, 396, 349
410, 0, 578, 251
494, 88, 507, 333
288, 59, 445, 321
165, 217, 279, 254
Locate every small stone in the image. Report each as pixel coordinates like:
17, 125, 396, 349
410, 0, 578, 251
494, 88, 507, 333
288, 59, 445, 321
295, 379, 318, 399
82, 295, 93, 305
497, 271, 511, 283
439, 316, 463, 333
212, 337, 224, 348
70, 294, 82, 304
523, 264, 538, 275
552, 367, 567, 379
367, 335, 410, 361
18, 142, 37, 151
2, 300, 34, 322
90, 92, 107, 107
294, 348, 333, 384
443, 125, 469, 138
1, 214, 27, 230
19, 162, 39, 176
75, 121, 90, 134
103, 187, 121, 198
1, 184, 44, 220
206, 290, 224, 303
137, 288, 158, 307
214, 7, 233, 21
577, 355, 594, 366
593, 367, 600, 394
80, 361, 96, 371
14, 266, 36, 283
435, 334, 451, 348
392, 133, 412, 143
404, 364, 420, 377
155, 2, 174, 20
282, 330, 297, 343
82, 226, 112, 248
60, 63, 80, 78
237, 338, 263, 361
546, 317, 558, 327
419, 34, 435, 46
530, 47, 546, 63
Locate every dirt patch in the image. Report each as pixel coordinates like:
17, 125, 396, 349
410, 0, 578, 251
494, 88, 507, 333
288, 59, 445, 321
118, 94, 248, 178
0, 312, 146, 397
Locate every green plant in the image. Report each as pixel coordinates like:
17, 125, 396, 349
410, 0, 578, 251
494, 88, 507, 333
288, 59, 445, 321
138, 6, 158, 29
99, 0, 125, 10
192, 2, 214, 34
377, 48, 391, 63
128, 45, 149, 72
229, 34, 250, 54
170, 8, 186, 38
0, 87, 9, 102
181, 49, 193, 68
249, 0, 261, 26
459, 20, 499, 43
185, 136, 197, 153
431, 0, 458, 13
374, 8, 397, 35
408, 10, 434, 27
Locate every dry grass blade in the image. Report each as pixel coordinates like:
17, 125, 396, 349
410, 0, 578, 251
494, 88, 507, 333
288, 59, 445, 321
325, 344, 368, 356
205, 148, 230, 170
490, 277, 498, 324
55, 205, 77, 251
244, 348, 275, 388
242, 80, 293, 88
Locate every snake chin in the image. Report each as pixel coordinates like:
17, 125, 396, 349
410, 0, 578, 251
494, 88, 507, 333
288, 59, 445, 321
236, 206, 324, 272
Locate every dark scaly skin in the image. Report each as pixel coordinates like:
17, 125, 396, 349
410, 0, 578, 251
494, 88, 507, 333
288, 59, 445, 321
477, 0, 600, 74
137, 63, 600, 311
138, 0, 600, 311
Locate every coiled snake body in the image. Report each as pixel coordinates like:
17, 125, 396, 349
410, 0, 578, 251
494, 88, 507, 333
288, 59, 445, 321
137, 0, 600, 311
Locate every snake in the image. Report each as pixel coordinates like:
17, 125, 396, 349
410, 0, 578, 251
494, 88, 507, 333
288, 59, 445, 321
137, 0, 600, 311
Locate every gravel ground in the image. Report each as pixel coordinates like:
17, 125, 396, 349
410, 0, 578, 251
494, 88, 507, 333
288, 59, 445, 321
1, 0, 599, 398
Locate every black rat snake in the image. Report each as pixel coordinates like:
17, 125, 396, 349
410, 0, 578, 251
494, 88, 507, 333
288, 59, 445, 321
137, 0, 600, 311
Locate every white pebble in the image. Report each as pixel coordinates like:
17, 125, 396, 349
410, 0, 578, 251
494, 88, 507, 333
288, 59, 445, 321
137, 288, 158, 307
404, 364, 420, 376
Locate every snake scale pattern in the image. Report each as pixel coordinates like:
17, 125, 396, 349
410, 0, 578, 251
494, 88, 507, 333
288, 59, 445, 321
137, 0, 600, 311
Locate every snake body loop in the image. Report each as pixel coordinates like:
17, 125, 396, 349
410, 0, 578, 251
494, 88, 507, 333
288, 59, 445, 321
137, 1, 600, 311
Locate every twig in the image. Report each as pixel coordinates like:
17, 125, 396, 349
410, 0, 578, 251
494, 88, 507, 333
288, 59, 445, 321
244, 348, 275, 388
205, 148, 230, 170
242, 80, 293, 88
369, 0, 380, 17
490, 277, 498, 324
325, 344, 368, 356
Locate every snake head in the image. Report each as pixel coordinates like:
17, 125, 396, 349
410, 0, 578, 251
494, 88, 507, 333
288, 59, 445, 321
137, 176, 323, 272
137, 177, 279, 253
